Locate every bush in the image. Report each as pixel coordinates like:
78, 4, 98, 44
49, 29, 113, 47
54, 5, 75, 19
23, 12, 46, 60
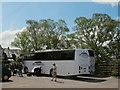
111, 70, 118, 76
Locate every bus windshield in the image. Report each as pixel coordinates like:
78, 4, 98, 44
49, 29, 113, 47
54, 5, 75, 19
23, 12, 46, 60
88, 50, 94, 57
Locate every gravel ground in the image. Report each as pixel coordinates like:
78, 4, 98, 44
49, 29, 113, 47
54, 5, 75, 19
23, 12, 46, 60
1, 74, 119, 88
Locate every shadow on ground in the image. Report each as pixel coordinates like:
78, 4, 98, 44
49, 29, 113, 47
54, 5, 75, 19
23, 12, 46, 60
51, 80, 64, 83
33, 74, 107, 83
64, 76, 107, 83
1, 80, 13, 83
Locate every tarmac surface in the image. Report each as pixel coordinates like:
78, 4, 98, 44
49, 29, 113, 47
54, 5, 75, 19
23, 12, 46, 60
1, 74, 119, 88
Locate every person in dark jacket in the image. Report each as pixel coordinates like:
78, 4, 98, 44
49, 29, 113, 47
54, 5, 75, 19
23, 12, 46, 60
17, 62, 23, 77
10, 63, 16, 76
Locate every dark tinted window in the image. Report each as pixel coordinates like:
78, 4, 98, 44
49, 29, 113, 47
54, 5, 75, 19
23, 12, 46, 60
21, 50, 75, 61
53, 51, 61, 60
47, 52, 55, 60
61, 51, 75, 60
36, 53, 48, 60
23, 53, 35, 60
41, 50, 75, 60
88, 50, 94, 57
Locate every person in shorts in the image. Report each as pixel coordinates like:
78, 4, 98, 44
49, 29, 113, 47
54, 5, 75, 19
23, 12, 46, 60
51, 63, 57, 82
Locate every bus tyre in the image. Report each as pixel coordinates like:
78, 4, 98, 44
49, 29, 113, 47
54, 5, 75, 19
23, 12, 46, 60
27, 73, 32, 76
3, 75, 9, 81
50, 69, 53, 77
24, 67, 28, 74
34, 68, 41, 76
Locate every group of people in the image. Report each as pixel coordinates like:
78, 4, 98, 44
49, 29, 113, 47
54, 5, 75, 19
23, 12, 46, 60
10, 62, 57, 81
10, 62, 23, 77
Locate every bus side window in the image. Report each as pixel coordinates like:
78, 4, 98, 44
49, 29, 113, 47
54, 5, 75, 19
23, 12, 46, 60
47, 52, 54, 60
61, 50, 75, 60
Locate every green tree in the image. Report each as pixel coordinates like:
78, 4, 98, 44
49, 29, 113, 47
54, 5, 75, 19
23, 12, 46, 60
36, 19, 69, 49
11, 19, 69, 52
11, 29, 32, 52
26, 20, 39, 51
66, 33, 80, 49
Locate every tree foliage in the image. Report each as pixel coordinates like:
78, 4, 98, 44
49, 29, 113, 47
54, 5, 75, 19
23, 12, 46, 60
11, 19, 69, 52
11, 29, 31, 52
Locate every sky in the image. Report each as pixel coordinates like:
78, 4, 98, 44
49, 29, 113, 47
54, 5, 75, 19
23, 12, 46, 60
0, 0, 119, 48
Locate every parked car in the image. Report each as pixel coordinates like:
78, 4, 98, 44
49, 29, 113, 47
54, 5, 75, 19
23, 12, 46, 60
2, 64, 11, 81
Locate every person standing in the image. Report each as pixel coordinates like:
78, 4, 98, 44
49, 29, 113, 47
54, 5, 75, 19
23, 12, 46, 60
17, 62, 23, 77
10, 63, 16, 76
51, 63, 57, 82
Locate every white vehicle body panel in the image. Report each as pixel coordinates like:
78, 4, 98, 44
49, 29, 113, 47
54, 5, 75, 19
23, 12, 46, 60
22, 49, 95, 76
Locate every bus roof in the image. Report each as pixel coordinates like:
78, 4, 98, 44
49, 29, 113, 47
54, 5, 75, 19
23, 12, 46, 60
20, 49, 93, 55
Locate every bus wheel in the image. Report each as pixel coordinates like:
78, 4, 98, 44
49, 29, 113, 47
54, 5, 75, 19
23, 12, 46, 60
3, 75, 9, 81
50, 69, 53, 77
34, 68, 41, 76
24, 67, 28, 74
27, 73, 32, 76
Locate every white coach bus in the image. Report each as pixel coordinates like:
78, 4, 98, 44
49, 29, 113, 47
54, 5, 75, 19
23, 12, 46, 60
20, 49, 95, 76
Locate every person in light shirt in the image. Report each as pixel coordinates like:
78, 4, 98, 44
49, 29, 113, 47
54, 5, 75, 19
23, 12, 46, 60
51, 63, 57, 82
